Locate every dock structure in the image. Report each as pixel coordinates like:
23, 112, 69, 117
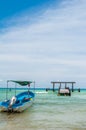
51, 81, 76, 92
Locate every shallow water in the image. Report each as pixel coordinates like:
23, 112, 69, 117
0, 89, 86, 130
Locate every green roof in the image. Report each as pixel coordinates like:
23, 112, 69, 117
7, 80, 33, 86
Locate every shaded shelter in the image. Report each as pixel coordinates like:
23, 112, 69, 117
51, 81, 76, 92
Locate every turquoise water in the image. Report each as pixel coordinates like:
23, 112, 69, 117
0, 89, 86, 130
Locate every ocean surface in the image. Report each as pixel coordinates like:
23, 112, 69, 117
0, 88, 86, 130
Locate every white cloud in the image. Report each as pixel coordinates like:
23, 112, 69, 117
0, 0, 86, 87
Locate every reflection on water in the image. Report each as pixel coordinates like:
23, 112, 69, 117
0, 90, 86, 130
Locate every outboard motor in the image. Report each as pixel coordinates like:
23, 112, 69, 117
9, 96, 16, 108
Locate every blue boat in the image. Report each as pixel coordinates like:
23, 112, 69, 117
0, 80, 35, 112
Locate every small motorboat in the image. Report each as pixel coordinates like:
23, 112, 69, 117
58, 87, 71, 96
0, 80, 35, 112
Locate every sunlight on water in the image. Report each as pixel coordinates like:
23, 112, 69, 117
0, 89, 86, 130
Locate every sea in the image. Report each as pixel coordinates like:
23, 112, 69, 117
0, 88, 86, 130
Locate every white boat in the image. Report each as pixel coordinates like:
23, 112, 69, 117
0, 80, 35, 112
58, 87, 71, 96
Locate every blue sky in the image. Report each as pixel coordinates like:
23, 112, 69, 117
0, 0, 56, 19
0, 0, 86, 88
0, 0, 59, 29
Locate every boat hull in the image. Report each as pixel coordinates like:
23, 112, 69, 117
0, 91, 35, 112
0, 99, 34, 112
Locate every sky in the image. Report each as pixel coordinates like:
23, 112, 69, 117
0, 0, 86, 88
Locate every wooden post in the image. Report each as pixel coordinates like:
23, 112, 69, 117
53, 83, 55, 92
65, 83, 67, 88
72, 83, 74, 92
60, 82, 61, 89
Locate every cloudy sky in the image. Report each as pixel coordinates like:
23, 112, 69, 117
0, 0, 86, 88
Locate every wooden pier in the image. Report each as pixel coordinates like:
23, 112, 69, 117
51, 81, 76, 92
